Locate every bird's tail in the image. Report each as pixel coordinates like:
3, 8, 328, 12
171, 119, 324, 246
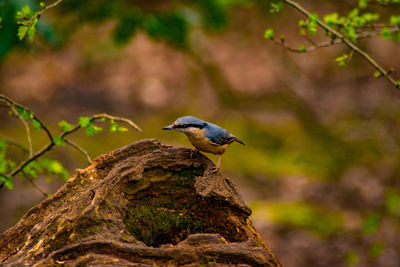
234, 137, 245, 145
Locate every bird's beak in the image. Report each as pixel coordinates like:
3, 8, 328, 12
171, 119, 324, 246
162, 125, 174, 130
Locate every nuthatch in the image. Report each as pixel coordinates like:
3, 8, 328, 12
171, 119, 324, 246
163, 116, 244, 170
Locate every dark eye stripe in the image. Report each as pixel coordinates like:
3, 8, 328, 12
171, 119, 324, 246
174, 123, 206, 129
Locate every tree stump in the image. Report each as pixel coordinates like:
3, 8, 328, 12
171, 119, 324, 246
0, 139, 280, 266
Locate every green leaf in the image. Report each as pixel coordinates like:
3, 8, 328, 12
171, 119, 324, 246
308, 13, 318, 22
58, 120, 75, 132
264, 28, 274, 39
368, 241, 385, 259
79, 116, 92, 127
17, 26, 28, 40
323, 13, 340, 27
16, 6, 33, 20
362, 212, 381, 235
381, 27, 392, 40
15, 106, 32, 120
21, 6, 32, 17
53, 137, 66, 146
299, 45, 306, 52
358, 0, 369, 8
24, 162, 39, 178
362, 13, 379, 23
27, 24, 37, 41
374, 70, 381, 78
348, 8, 359, 19
0, 175, 13, 190
85, 125, 103, 136
307, 21, 317, 35
335, 53, 349, 67
269, 1, 284, 13
32, 119, 41, 132
390, 15, 400, 26
15, 106, 25, 115
345, 27, 357, 43
0, 161, 7, 173
109, 122, 128, 133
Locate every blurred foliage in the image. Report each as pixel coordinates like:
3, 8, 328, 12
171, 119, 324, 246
250, 201, 343, 237
265, 0, 400, 88
362, 212, 381, 236
344, 251, 360, 266
368, 241, 385, 259
0, 0, 251, 57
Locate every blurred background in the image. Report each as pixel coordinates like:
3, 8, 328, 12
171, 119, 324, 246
1, 0, 400, 266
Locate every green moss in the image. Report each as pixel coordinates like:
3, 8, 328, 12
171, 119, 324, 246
124, 167, 206, 246
124, 205, 204, 246
124, 166, 247, 247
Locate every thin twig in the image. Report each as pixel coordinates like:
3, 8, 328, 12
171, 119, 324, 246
282, 0, 399, 89
22, 170, 49, 197
11, 106, 33, 157
93, 113, 142, 132
20, 0, 64, 26
272, 25, 400, 53
65, 139, 92, 164
0, 94, 54, 142
6, 113, 141, 183
0, 135, 29, 153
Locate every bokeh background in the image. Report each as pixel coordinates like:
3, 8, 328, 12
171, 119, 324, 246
1, 0, 400, 266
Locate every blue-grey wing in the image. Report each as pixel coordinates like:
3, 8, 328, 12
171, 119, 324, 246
205, 124, 235, 145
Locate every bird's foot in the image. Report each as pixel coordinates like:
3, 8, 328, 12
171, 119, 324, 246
189, 149, 199, 159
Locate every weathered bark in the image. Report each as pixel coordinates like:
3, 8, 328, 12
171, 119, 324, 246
0, 139, 280, 266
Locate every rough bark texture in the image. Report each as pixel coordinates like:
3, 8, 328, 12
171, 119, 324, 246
0, 139, 280, 266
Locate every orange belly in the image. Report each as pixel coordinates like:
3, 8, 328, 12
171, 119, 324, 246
186, 133, 228, 155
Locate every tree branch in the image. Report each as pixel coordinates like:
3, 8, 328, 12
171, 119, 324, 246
22, 170, 50, 197
20, 0, 64, 26
282, 0, 399, 89
271, 26, 400, 53
92, 113, 142, 132
0, 95, 141, 190
0, 94, 53, 142
5, 113, 141, 185
11, 106, 33, 157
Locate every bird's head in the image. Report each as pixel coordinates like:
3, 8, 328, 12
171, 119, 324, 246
162, 116, 207, 134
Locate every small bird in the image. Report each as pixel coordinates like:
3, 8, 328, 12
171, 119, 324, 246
163, 116, 244, 171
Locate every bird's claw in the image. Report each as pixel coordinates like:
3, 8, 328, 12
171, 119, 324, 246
211, 167, 220, 174
189, 149, 199, 159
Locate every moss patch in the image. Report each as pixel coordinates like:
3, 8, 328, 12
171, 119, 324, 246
124, 167, 247, 247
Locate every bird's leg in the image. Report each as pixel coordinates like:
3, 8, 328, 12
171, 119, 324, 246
189, 149, 199, 159
212, 154, 222, 173
217, 154, 222, 169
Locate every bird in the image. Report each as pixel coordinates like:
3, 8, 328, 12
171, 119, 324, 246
162, 116, 245, 171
